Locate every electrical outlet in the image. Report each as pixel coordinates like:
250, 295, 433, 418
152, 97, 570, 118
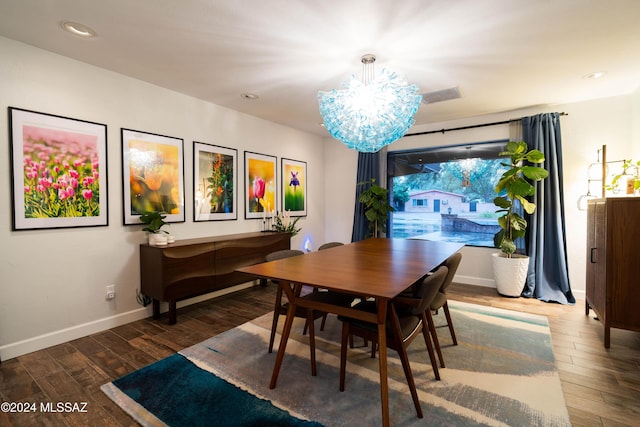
106, 285, 116, 300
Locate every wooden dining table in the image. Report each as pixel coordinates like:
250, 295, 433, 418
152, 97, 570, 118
237, 237, 464, 426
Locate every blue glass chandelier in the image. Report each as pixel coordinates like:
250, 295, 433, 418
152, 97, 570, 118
318, 54, 422, 153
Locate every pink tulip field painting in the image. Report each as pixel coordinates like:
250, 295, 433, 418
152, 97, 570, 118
9, 108, 108, 230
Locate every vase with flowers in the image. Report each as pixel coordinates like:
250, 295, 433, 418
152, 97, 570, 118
272, 210, 302, 236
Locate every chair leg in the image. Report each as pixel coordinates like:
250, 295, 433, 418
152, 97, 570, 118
420, 313, 440, 380
320, 313, 328, 331
339, 322, 350, 392
443, 301, 457, 345
397, 346, 423, 418
426, 309, 445, 369
307, 309, 317, 376
387, 304, 423, 417
269, 286, 284, 353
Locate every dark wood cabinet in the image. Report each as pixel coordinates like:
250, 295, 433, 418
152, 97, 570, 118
586, 198, 640, 348
140, 231, 290, 324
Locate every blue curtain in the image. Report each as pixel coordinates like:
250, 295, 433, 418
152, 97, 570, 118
522, 113, 575, 304
351, 151, 380, 242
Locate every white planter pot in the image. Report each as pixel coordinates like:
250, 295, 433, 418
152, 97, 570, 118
491, 252, 529, 297
148, 233, 168, 246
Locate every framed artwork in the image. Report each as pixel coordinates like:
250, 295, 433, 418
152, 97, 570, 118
193, 142, 238, 221
281, 158, 307, 216
9, 107, 108, 230
121, 128, 185, 225
244, 151, 277, 219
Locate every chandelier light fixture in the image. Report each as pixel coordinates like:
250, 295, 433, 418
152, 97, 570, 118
318, 54, 422, 153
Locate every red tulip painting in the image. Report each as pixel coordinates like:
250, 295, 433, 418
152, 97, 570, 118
245, 152, 277, 219
9, 108, 108, 230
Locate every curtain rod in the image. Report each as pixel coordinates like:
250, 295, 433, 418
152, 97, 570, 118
405, 112, 567, 137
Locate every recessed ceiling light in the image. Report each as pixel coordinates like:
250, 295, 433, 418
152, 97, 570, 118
241, 93, 259, 100
583, 71, 606, 80
61, 21, 96, 38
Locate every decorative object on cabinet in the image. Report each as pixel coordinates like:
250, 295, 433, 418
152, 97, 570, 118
193, 142, 237, 221
272, 210, 301, 236
9, 107, 109, 230
578, 146, 607, 210
140, 231, 290, 324
281, 158, 307, 216
578, 145, 640, 211
586, 197, 640, 348
244, 151, 277, 220
121, 128, 185, 225
492, 141, 548, 296
606, 158, 640, 195
140, 211, 170, 246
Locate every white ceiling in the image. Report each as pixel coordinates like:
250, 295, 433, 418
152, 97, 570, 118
1, 0, 639, 137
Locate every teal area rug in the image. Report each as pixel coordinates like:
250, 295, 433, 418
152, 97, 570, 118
102, 301, 571, 426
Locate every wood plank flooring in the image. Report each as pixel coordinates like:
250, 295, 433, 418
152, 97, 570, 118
1, 282, 639, 426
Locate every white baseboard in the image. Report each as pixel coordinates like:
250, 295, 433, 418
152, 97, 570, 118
454, 274, 496, 288
454, 274, 586, 302
0, 307, 151, 361
0, 282, 255, 361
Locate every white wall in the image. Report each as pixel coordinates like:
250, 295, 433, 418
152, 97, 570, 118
0, 37, 328, 360
325, 95, 639, 296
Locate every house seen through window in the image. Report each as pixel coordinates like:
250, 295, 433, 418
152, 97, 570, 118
387, 140, 508, 248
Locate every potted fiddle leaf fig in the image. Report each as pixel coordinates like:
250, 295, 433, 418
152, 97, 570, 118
492, 141, 548, 296
140, 211, 170, 245
358, 178, 395, 238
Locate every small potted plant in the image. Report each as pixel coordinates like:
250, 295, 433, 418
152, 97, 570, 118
140, 211, 170, 245
607, 159, 640, 195
492, 141, 548, 296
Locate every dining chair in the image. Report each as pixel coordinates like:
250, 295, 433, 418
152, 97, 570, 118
428, 252, 462, 368
338, 265, 449, 418
317, 241, 344, 251
266, 249, 320, 352
317, 240, 358, 328
266, 249, 353, 376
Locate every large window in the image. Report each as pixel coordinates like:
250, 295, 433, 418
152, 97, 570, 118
387, 140, 507, 247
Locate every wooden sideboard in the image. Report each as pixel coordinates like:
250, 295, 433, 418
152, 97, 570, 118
140, 231, 290, 324
586, 198, 640, 347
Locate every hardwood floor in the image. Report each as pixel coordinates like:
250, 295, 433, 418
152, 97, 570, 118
1, 282, 639, 426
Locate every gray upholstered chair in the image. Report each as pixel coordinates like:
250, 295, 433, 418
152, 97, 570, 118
428, 252, 462, 368
338, 266, 449, 418
266, 248, 352, 376
316, 240, 356, 316
266, 250, 317, 353
317, 241, 344, 251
